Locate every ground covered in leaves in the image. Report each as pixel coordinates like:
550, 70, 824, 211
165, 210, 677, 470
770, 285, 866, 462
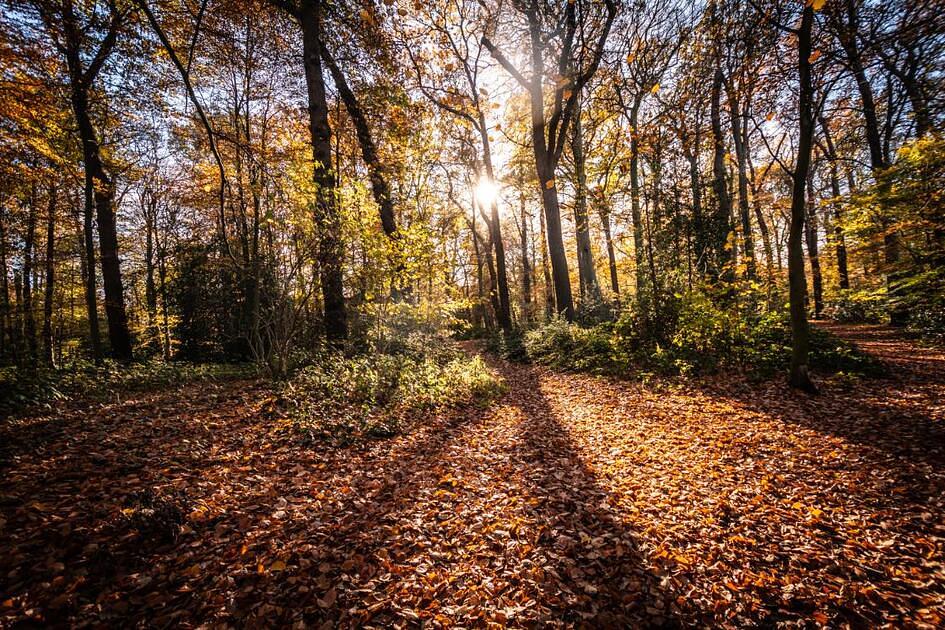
1, 325, 943, 627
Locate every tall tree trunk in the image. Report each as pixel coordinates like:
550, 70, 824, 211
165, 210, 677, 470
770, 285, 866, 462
597, 197, 619, 296
805, 173, 824, 318
728, 88, 755, 278
629, 102, 646, 295
80, 178, 102, 362
539, 205, 555, 319
144, 200, 158, 347
320, 46, 397, 238
70, 83, 133, 360
571, 95, 601, 305
789, 5, 817, 392
299, 0, 346, 342
745, 145, 775, 273
710, 66, 733, 278
477, 114, 512, 331
0, 202, 11, 361
23, 185, 38, 362
819, 115, 850, 289
42, 185, 57, 365
685, 129, 706, 273
519, 192, 532, 313
838, 2, 903, 323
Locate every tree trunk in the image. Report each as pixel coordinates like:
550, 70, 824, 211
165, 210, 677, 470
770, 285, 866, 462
23, 185, 37, 362
144, 200, 158, 346
519, 192, 532, 313
539, 204, 555, 319
838, 3, 903, 323
805, 173, 824, 318
685, 129, 706, 273
819, 115, 850, 289
597, 197, 619, 296
300, 0, 347, 342
477, 114, 512, 331
69, 81, 133, 361
710, 66, 733, 279
789, 5, 817, 393
42, 185, 57, 365
728, 88, 755, 278
80, 176, 102, 362
571, 95, 601, 305
745, 144, 775, 273
629, 102, 646, 295
0, 202, 11, 362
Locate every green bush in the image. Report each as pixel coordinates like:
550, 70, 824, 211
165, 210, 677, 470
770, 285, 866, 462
283, 345, 504, 445
823, 289, 888, 324
517, 291, 884, 380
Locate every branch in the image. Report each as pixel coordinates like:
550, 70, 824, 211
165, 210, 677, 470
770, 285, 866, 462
82, 4, 125, 87
481, 36, 531, 89
136, 0, 231, 247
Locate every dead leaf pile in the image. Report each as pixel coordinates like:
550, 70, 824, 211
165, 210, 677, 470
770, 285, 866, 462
1, 325, 943, 627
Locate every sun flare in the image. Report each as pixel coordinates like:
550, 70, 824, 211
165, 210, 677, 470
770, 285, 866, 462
474, 176, 500, 209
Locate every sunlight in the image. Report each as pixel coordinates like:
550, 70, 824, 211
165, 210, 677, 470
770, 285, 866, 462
474, 176, 500, 209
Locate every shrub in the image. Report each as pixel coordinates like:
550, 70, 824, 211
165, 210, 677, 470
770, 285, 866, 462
517, 291, 884, 380
283, 346, 504, 446
823, 289, 888, 324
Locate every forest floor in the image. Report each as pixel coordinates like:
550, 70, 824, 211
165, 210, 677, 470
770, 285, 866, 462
1, 324, 943, 627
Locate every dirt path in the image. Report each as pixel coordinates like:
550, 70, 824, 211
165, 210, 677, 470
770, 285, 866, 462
815, 320, 945, 381
1, 333, 943, 627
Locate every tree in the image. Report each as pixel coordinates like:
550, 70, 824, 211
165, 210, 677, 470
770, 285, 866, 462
483, 0, 616, 321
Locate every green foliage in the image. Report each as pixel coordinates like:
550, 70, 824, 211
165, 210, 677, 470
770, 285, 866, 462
841, 134, 945, 338
0, 360, 252, 418
823, 289, 888, 324
284, 338, 504, 446
517, 290, 884, 379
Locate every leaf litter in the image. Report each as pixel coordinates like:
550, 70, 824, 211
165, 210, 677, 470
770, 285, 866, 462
1, 326, 943, 627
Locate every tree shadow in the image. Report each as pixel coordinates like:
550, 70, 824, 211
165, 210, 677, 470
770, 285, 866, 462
685, 372, 945, 507
503, 364, 679, 627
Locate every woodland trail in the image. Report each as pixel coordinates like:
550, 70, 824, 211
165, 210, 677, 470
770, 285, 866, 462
1, 329, 944, 627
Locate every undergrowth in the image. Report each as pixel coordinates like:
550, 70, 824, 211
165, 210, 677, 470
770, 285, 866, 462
491, 291, 884, 380
283, 333, 504, 446
0, 360, 252, 418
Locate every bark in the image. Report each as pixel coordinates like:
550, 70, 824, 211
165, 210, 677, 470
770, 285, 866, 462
629, 102, 646, 295
539, 205, 555, 319
834, 0, 903, 322
685, 128, 706, 273
0, 203, 11, 361
727, 86, 755, 278
43, 185, 57, 365
745, 143, 775, 273
789, 5, 817, 393
81, 174, 102, 362
299, 0, 347, 342
477, 114, 512, 331
597, 197, 619, 296
23, 186, 37, 362
320, 45, 398, 238
805, 173, 824, 318
73, 90, 133, 360
519, 192, 532, 310
819, 115, 850, 289
571, 96, 601, 304
710, 66, 733, 278
481, 0, 617, 321
58, 3, 133, 361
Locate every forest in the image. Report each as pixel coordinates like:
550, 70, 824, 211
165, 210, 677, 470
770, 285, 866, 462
1, 0, 943, 626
